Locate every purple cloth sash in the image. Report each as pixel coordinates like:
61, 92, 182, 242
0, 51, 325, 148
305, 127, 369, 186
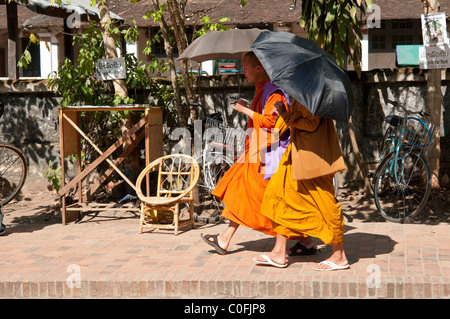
261, 82, 290, 180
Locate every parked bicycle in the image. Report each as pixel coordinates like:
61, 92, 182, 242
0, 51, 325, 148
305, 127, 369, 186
372, 100, 434, 223
0, 103, 27, 235
192, 106, 246, 222
0, 104, 27, 207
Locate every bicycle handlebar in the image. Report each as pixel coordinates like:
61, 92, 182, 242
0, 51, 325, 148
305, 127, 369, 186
387, 99, 429, 117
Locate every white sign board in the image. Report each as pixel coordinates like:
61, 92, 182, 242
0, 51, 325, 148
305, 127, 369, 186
421, 12, 448, 47
95, 57, 126, 80
419, 45, 450, 69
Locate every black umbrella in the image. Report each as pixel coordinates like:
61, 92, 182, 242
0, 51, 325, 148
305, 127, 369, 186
250, 31, 354, 123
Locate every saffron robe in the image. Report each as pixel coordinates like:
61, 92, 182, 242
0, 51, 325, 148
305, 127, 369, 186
211, 81, 288, 236
261, 100, 346, 244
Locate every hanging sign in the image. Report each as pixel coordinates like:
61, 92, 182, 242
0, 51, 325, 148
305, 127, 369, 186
420, 12, 449, 69
419, 45, 450, 69
421, 12, 447, 47
95, 57, 126, 80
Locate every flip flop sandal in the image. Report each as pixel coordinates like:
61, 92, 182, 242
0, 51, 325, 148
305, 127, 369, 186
314, 260, 350, 271
201, 233, 227, 255
287, 241, 317, 256
253, 254, 288, 268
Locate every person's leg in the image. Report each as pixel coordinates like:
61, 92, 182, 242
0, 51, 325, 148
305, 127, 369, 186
287, 235, 317, 256
216, 220, 239, 250
254, 233, 287, 266
201, 220, 240, 253
314, 244, 348, 270
299, 236, 315, 248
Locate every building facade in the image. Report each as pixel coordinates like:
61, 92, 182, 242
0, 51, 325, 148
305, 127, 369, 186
1, 0, 449, 79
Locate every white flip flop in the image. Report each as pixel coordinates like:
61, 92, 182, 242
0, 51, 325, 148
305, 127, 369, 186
253, 254, 288, 268
314, 260, 350, 271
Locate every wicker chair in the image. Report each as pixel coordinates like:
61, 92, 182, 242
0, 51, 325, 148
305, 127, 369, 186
135, 154, 200, 235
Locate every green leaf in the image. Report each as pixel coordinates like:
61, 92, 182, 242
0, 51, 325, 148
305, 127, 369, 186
336, 15, 347, 42
324, 2, 337, 29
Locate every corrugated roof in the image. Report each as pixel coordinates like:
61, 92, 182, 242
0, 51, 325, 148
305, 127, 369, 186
13, 0, 122, 20
109, 0, 300, 27
368, 0, 450, 20
1, 0, 449, 30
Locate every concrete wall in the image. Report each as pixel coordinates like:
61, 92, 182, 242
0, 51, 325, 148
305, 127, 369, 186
0, 67, 449, 191
0, 80, 60, 189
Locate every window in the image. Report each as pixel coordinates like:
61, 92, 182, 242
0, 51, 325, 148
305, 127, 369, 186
149, 27, 194, 56
371, 35, 386, 50
392, 34, 414, 48
369, 19, 423, 53
20, 38, 40, 77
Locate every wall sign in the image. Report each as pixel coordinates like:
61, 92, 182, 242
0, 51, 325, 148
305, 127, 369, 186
95, 57, 126, 80
420, 12, 448, 69
419, 45, 450, 69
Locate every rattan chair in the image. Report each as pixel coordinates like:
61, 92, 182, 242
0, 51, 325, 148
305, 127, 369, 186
135, 154, 200, 235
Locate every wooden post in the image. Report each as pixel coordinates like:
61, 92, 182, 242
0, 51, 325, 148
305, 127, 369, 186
423, 0, 442, 190
6, 2, 19, 80
58, 109, 67, 224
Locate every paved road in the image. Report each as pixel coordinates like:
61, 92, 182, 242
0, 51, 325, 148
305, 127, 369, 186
0, 197, 449, 299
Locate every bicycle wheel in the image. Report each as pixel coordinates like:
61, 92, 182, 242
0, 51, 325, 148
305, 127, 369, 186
204, 153, 234, 191
0, 144, 27, 206
196, 153, 233, 215
373, 149, 431, 223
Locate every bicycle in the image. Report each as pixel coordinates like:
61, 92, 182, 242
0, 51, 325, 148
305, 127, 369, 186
0, 103, 27, 207
372, 100, 434, 223
193, 109, 246, 222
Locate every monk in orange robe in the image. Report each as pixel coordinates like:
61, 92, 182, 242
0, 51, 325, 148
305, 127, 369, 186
253, 99, 349, 270
201, 52, 289, 255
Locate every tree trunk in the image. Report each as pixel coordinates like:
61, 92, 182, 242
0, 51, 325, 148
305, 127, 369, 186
97, 0, 127, 98
348, 116, 373, 196
167, 0, 197, 121
423, 0, 442, 190
97, 0, 141, 194
151, 0, 189, 127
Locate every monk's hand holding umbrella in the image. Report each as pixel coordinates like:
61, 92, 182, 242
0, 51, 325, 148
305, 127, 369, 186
271, 101, 287, 117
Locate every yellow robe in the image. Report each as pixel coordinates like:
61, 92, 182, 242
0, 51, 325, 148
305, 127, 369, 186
261, 101, 345, 245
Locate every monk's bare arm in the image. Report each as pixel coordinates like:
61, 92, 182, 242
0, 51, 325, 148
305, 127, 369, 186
233, 99, 254, 119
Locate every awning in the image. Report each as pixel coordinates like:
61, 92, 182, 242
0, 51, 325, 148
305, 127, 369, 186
12, 0, 123, 21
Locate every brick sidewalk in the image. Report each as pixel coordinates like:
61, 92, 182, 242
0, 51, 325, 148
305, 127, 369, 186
0, 206, 449, 299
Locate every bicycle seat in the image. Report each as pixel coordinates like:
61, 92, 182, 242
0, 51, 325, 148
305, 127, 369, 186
385, 115, 403, 127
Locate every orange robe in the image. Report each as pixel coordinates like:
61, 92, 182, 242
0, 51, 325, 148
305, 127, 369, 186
211, 81, 287, 237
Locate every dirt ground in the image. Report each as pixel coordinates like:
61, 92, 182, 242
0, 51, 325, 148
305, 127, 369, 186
336, 180, 450, 225
2, 177, 450, 227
